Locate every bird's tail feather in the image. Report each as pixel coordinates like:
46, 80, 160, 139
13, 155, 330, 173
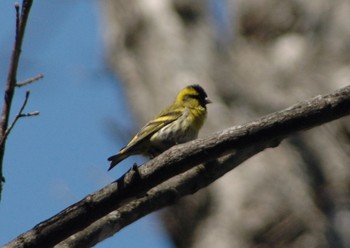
107, 153, 128, 171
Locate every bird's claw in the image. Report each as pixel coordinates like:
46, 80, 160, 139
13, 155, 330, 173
131, 163, 142, 179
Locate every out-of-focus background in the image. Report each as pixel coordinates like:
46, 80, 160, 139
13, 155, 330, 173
1, 1, 350, 247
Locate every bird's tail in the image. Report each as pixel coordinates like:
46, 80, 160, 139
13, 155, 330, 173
107, 152, 129, 171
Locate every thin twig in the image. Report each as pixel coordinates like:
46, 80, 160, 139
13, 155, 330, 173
0, 91, 39, 147
0, 0, 34, 196
20, 111, 40, 117
16, 74, 44, 87
15, 3, 20, 37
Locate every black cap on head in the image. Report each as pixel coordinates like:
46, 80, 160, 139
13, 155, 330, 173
188, 84, 211, 106
189, 84, 207, 97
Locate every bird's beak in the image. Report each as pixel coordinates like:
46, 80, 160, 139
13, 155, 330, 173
205, 98, 212, 104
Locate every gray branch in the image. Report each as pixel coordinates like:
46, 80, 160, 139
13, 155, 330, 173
5, 85, 350, 248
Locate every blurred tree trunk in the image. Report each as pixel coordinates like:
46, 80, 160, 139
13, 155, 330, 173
100, 0, 350, 247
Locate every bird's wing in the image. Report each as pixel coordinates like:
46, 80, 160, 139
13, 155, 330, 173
123, 108, 183, 151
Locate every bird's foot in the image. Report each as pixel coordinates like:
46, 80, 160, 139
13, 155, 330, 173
131, 163, 142, 179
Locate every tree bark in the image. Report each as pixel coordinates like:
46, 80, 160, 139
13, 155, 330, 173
5, 85, 350, 248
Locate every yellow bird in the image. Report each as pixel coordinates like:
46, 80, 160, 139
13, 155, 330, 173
108, 84, 211, 171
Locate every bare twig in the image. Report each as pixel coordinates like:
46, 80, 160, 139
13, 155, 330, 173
4, 85, 350, 248
0, 91, 39, 147
20, 111, 40, 117
15, 3, 20, 37
16, 74, 44, 87
0, 0, 34, 197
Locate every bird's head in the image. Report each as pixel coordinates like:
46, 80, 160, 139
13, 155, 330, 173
176, 84, 211, 108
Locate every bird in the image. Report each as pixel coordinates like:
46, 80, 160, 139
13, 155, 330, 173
107, 84, 211, 171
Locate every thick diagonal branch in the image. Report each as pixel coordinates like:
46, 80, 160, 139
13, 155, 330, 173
4, 85, 350, 248
57, 146, 267, 247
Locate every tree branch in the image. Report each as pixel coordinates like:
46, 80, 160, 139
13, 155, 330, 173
0, 0, 34, 200
0, 91, 39, 147
57, 149, 264, 247
4, 85, 350, 248
16, 73, 44, 87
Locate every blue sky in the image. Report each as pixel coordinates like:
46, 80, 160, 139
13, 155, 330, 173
0, 1, 171, 247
